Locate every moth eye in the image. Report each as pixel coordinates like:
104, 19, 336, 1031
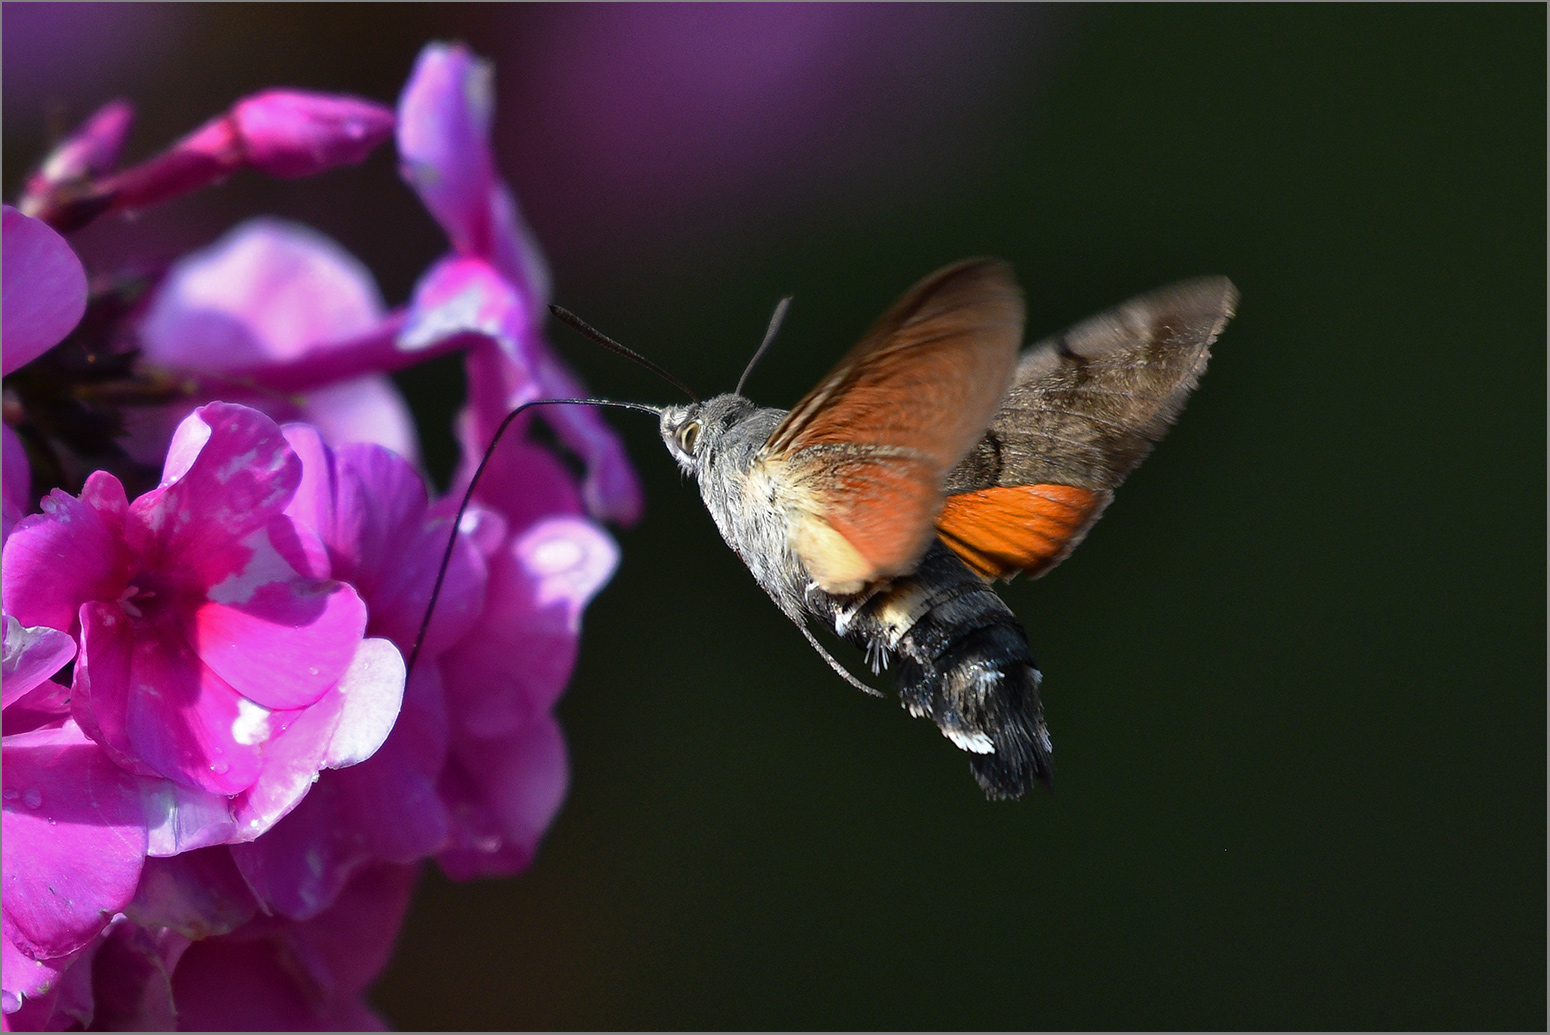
677, 421, 702, 455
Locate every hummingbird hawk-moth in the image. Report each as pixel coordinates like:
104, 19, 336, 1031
413, 259, 1237, 800
654, 260, 1236, 799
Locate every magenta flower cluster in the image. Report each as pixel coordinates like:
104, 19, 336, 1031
1, 44, 634, 1029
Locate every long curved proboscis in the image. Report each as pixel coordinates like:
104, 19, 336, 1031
405, 397, 662, 677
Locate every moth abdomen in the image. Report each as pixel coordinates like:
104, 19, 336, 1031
830, 543, 1053, 799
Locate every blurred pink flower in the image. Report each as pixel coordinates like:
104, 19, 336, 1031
133, 217, 423, 462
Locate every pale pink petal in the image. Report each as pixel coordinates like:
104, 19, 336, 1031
1, 207, 87, 376
138, 778, 238, 857
399, 255, 536, 371
139, 219, 384, 374
1, 721, 147, 958
321, 638, 405, 769
225, 639, 402, 841
2, 617, 76, 709
0, 474, 130, 635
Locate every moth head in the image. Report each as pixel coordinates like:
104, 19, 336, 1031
660, 395, 754, 474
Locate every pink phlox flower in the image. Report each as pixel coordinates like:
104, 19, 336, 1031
397, 42, 642, 525
0, 403, 403, 820
134, 218, 421, 463
1, 206, 88, 377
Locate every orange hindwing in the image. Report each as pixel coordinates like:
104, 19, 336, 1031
936, 484, 1110, 581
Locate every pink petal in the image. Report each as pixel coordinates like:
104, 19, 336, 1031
399, 255, 536, 369
1, 721, 147, 959
231, 91, 396, 179
0, 474, 130, 636
2, 617, 76, 709
131, 403, 301, 575
194, 570, 366, 711
74, 605, 267, 794
169, 864, 411, 1031
437, 714, 568, 880
442, 517, 616, 736
138, 219, 385, 375
1, 929, 92, 1031
231, 661, 448, 920
0, 207, 87, 376
396, 44, 499, 258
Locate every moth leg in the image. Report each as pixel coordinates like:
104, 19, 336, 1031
793, 621, 884, 698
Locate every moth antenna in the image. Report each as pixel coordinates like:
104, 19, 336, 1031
734, 295, 792, 396
549, 304, 698, 401
406, 397, 662, 677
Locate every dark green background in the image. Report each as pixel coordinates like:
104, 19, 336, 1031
5, 4, 1543, 1029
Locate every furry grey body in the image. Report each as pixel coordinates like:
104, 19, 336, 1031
661, 395, 1052, 797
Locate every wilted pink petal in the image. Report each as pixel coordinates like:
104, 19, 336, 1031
442, 516, 617, 736
231, 90, 396, 178
437, 715, 568, 881
83, 922, 186, 1032
1, 721, 148, 959
1, 207, 87, 376
1, 617, 75, 710
125, 850, 257, 940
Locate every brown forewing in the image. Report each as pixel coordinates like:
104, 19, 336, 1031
939, 275, 1237, 579
763, 260, 1024, 589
